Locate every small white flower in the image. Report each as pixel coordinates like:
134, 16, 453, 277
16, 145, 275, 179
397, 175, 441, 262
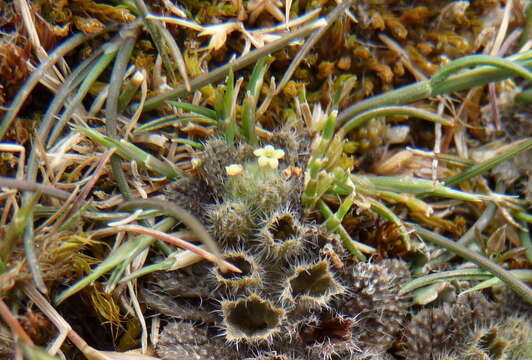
253, 145, 285, 169
225, 164, 244, 176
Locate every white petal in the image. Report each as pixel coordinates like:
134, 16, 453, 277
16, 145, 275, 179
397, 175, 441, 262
268, 158, 279, 169
272, 149, 285, 159
257, 156, 270, 168
254, 148, 266, 157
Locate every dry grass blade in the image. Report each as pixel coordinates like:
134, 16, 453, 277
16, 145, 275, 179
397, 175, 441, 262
140, 17, 327, 111
117, 199, 231, 272
0, 296, 34, 346
0, 26, 117, 140
108, 224, 239, 274
0, 176, 70, 200
23, 284, 160, 360
276, 0, 354, 93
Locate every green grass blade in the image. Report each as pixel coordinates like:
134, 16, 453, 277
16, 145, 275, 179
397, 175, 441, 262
47, 41, 121, 148
410, 223, 532, 304
55, 217, 176, 304
337, 53, 532, 127
241, 56, 270, 145
340, 105, 453, 135
445, 138, 532, 187
431, 53, 532, 88
133, 114, 216, 134
76, 126, 181, 179
361, 175, 489, 202
460, 269, 532, 295
400, 268, 493, 294
166, 101, 218, 119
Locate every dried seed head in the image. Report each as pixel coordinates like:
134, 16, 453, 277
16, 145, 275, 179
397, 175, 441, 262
156, 321, 228, 360
257, 209, 306, 259
206, 200, 254, 244
298, 314, 352, 345
281, 260, 344, 310
221, 294, 285, 344
400, 292, 502, 360
400, 304, 459, 360
338, 259, 410, 350
295, 313, 358, 359
460, 315, 531, 360
214, 251, 263, 293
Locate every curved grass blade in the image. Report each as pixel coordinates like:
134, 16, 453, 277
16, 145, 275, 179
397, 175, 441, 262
55, 217, 176, 304
445, 138, 532, 187
431, 54, 532, 87
400, 268, 493, 295
339, 105, 453, 135
106, 28, 138, 200
117, 199, 227, 272
133, 114, 216, 134
337, 52, 532, 127
0, 33, 91, 140
460, 269, 532, 296
410, 223, 532, 305
76, 126, 181, 179
47, 40, 121, 148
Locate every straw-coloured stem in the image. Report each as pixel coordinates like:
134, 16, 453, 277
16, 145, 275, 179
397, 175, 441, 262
139, 18, 327, 112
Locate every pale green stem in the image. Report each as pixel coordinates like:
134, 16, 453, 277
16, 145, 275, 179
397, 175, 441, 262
367, 197, 410, 250
76, 126, 181, 178
360, 175, 488, 202
445, 138, 532, 186
514, 211, 532, 224
431, 54, 532, 87
337, 54, 532, 127
317, 200, 371, 260
339, 105, 453, 135
324, 195, 354, 231
400, 268, 493, 294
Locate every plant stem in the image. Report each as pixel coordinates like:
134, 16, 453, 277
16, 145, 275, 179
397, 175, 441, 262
339, 105, 453, 135
0, 32, 91, 140
139, 18, 327, 112
410, 223, 532, 305
106, 28, 138, 200
337, 53, 532, 127
445, 138, 532, 186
